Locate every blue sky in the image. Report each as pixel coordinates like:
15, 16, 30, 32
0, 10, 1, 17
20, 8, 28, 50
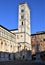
0, 0, 45, 34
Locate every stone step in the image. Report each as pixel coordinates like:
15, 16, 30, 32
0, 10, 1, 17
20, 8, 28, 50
0, 61, 45, 65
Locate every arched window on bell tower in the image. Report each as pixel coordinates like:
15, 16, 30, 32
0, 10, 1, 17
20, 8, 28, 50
22, 21, 23, 25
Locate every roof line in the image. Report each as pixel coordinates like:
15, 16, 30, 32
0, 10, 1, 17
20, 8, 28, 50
31, 32, 45, 36
10, 29, 18, 31
0, 25, 15, 35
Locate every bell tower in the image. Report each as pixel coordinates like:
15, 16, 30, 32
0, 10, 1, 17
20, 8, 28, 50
18, 3, 31, 50
18, 3, 31, 35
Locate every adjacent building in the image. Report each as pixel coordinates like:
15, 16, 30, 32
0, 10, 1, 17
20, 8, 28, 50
31, 31, 45, 55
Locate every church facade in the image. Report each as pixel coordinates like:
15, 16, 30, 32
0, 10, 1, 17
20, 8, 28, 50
0, 3, 32, 61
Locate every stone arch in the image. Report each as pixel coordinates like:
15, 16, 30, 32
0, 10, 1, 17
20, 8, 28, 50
1, 40, 3, 50
0, 39, 6, 52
